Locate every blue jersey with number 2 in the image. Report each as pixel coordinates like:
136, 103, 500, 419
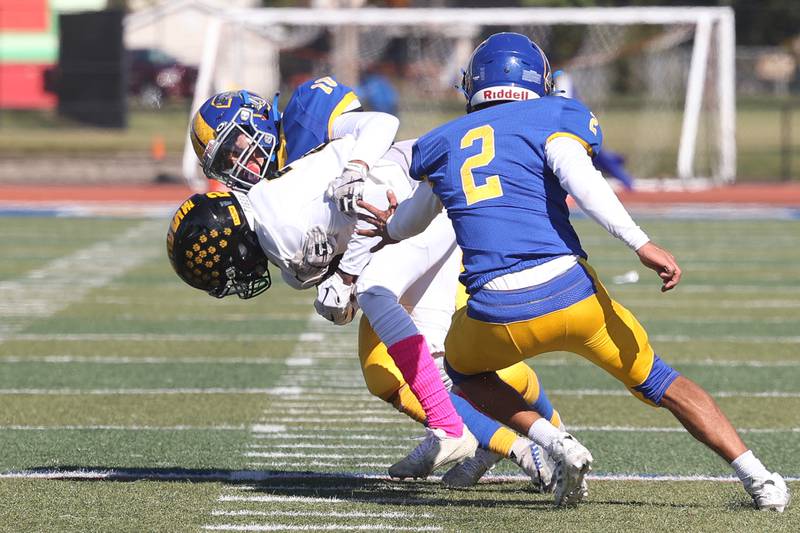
410, 97, 603, 293
279, 76, 361, 166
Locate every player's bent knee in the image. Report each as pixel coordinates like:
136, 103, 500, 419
631, 355, 681, 406
358, 316, 405, 401
362, 361, 404, 401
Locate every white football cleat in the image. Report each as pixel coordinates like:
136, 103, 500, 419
389, 427, 478, 480
512, 440, 555, 493
744, 472, 790, 512
546, 433, 592, 507
441, 447, 501, 488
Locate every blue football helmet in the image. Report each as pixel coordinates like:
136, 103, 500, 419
190, 90, 280, 191
461, 32, 553, 112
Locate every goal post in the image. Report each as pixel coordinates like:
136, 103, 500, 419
183, 6, 736, 190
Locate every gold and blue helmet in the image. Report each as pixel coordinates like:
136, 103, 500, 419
461, 32, 553, 113
167, 191, 271, 299
190, 90, 280, 191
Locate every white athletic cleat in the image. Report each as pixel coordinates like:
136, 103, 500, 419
389, 427, 478, 480
744, 472, 790, 512
441, 447, 501, 488
512, 440, 555, 493
546, 433, 593, 507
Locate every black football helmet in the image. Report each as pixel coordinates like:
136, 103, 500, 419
166, 191, 271, 299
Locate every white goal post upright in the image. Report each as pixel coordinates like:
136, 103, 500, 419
184, 6, 735, 189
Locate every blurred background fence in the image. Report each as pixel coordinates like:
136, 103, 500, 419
1, 0, 799, 186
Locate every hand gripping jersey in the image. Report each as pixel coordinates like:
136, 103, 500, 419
410, 96, 603, 293
278, 76, 361, 167
246, 136, 414, 288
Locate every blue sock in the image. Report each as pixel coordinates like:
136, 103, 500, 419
530, 374, 555, 421
449, 391, 500, 449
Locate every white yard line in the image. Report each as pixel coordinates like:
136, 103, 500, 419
0, 388, 308, 395
213, 315, 444, 533
5, 467, 798, 483
246, 444, 411, 450
2, 387, 798, 398
240, 462, 396, 469
2, 354, 799, 368
0, 424, 245, 431
4, 424, 793, 435
219, 494, 344, 504
252, 434, 398, 441
550, 389, 800, 398
651, 334, 800, 344
211, 511, 433, 519
0, 356, 296, 365
203, 525, 441, 532
567, 425, 800, 434
6, 330, 799, 343
243, 452, 399, 459
0, 220, 163, 341
252, 417, 403, 424
3, 333, 316, 342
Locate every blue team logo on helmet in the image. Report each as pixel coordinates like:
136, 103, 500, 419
461, 32, 553, 112
190, 90, 281, 191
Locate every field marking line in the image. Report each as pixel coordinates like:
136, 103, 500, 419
651, 335, 800, 344
2, 355, 799, 369
550, 389, 800, 398
5, 424, 794, 434
2, 333, 326, 342
0, 424, 246, 431
4, 468, 798, 483
242, 452, 399, 460
253, 417, 403, 424
246, 444, 411, 450
222, 484, 416, 493
0, 220, 163, 341
211, 511, 433, 519
618, 299, 800, 309
0, 356, 305, 365
3, 387, 800, 398
566, 425, 800, 434
0, 387, 309, 395
8, 331, 799, 343
203, 525, 442, 532
243, 461, 396, 469
252, 434, 397, 441
219, 494, 343, 503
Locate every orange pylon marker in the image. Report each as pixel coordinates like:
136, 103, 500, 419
151, 135, 166, 162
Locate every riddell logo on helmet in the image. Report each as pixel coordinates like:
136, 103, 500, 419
483, 88, 531, 101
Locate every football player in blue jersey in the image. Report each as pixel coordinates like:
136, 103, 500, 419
357, 32, 790, 511
186, 84, 567, 488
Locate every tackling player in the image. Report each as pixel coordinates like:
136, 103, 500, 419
357, 32, 790, 511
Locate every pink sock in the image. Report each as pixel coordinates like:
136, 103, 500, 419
388, 334, 463, 437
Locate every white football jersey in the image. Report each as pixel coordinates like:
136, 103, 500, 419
243, 135, 415, 288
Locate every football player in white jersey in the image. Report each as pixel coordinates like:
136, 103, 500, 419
167, 134, 593, 492
185, 89, 572, 488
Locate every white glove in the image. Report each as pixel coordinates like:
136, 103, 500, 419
327, 161, 367, 216
314, 271, 358, 325
289, 226, 335, 287
303, 226, 335, 268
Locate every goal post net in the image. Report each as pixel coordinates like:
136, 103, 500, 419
182, 6, 735, 191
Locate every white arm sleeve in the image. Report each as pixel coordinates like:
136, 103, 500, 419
386, 182, 443, 241
546, 136, 650, 251
330, 112, 400, 169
